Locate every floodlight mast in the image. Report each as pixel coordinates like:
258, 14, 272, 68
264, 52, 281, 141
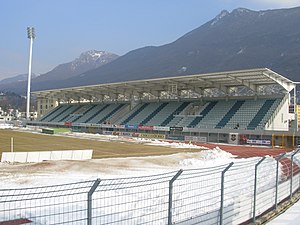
26, 27, 35, 120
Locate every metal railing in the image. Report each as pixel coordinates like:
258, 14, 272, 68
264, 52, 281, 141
1, 150, 300, 224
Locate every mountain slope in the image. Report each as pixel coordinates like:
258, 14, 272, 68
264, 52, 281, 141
0, 50, 118, 94
2, 6, 300, 94
0, 73, 37, 85
56, 6, 300, 89
35, 50, 118, 83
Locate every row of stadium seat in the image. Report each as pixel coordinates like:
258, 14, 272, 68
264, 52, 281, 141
39, 97, 282, 130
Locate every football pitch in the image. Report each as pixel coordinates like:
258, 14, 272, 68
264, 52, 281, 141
0, 129, 199, 159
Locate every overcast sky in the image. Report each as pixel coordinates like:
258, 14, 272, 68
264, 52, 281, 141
0, 0, 300, 80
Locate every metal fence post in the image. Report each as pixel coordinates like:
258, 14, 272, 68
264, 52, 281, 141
275, 153, 286, 209
87, 179, 101, 225
290, 149, 300, 199
168, 169, 183, 225
253, 157, 266, 223
220, 162, 234, 225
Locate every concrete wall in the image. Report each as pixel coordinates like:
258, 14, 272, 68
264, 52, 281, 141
1, 150, 93, 163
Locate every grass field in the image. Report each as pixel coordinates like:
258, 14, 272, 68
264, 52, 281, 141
0, 129, 200, 159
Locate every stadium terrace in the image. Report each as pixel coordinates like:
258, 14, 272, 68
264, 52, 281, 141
30, 68, 299, 148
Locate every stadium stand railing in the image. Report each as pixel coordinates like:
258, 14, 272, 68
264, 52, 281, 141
265, 95, 287, 129
58, 105, 82, 122
40, 104, 68, 122
247, 99, 276, 130
39, 105, 64, 122
195, 100, 239, 129
85, 104, 110, 123
130, 102, 164, 125
256, 98, 282, 130
160, 101, 190, 127
108, 104, 131, 124
120, 103, 149, 125
140, 102, 168, 125
97, 104, 125, 124
65, 105, 93, 122
50, 105, 78, 122
215, 100, 245, 129
188, 101, 218, 128
222, 99, 265, 130
74, 104, 100, 123
174, 102, 208, 128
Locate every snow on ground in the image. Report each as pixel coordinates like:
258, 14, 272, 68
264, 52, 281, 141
0, 124, 292, 224
267, 199, 300, 225
0, 147, 236, 188
0, 122, 13, 129
61, 131, 208, 149
0, 125, 238, 188
144, 138, 207, 149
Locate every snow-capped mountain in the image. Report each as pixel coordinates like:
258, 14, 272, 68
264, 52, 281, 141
56, 6, 300, 89
210, 10, 229, 26
37, 50, 119, 82
2, 6, 300, 94
68, 50, 117, 71
72, 50, 114, 66
0, 50, 118, 94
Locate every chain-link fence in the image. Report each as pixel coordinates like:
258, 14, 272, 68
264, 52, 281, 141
1, 150, 300, 225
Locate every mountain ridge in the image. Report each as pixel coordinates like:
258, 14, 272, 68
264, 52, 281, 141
1, 6, 300, 94
0, 73, 38, 85
58, 6, 300, 89
0, 50, 119, 93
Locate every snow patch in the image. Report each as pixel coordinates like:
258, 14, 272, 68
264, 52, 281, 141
0, 123, 13, 129
145, 139, 207, 149
237, 48, 245, 54
211, 10, 229, 26
179, 147, 235, 167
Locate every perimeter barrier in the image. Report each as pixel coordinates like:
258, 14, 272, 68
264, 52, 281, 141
1, 150, 300, 224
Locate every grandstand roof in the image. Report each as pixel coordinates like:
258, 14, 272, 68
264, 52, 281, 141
32, 68, 296, 102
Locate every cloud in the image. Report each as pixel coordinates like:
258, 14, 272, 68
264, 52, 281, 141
251, 0, 300, 7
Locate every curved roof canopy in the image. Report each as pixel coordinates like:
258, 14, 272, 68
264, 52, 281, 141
32, 68, 296, 102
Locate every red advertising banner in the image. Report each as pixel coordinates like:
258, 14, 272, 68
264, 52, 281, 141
64, 122, 72, 126
138, 125, 154, 130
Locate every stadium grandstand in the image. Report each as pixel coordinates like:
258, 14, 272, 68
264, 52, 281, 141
29, 68, 299, 148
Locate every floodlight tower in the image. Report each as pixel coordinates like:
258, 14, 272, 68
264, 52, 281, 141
26, 27, 35, 120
